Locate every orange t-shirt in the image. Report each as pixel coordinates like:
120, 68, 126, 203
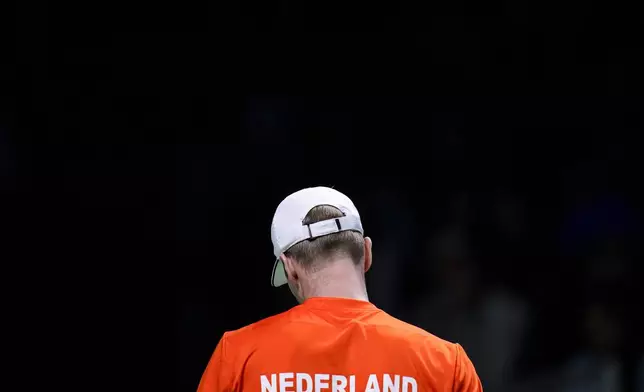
198, 297, 482, 392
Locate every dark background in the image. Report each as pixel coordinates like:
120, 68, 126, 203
3, 1, 643, 391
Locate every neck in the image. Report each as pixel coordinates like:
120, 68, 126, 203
300, 258, 369, 302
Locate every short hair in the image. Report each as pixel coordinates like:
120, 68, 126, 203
284, 205, 365, 268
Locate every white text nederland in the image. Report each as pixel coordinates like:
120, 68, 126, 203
261, 373, 418, 392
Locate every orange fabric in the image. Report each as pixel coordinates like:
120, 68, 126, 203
198, 297, 483, 392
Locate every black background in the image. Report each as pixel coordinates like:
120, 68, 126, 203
3, 1, 643, 391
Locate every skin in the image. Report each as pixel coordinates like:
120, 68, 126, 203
280, 237, 373, 303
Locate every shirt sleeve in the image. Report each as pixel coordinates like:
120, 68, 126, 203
452, 343, 483, 392
197, 333, 235, 392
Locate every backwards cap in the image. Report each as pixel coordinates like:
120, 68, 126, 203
270, 186, 364, 287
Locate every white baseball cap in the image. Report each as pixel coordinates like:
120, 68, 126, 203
270, 186, 364, 287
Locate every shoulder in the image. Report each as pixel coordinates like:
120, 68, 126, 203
371, 313, 480, 387
373, 311, 456, 346
219, 307, 296, 350
370, 311, 462, 361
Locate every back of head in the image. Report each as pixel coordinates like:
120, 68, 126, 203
269, 186, 372, 301
285, 205, 366, 270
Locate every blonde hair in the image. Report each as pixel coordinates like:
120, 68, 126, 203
284, 205, 365, 269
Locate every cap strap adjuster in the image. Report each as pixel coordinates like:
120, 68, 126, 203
302, 215, 363, 240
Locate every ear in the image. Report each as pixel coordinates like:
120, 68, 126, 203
363, 236, 373, 273
280, 253, 298, 282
